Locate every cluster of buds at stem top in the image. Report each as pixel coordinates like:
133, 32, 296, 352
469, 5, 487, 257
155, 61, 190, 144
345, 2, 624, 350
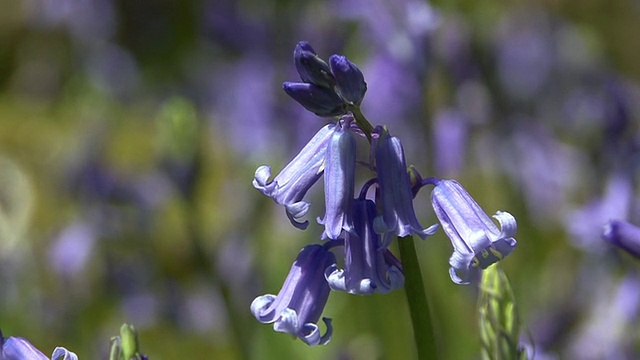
283, 41, 367, 116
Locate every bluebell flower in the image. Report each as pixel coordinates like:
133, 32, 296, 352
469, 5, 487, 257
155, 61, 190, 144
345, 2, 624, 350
372, 126, 438, 246
253, 123, 335, 229
329, 54, 367, 105
430, 179, 517, 284
603, 220, 640, 259
326, 198, 404, 295
51, 347, 78, 360
283, 82, 346, 117
1, 335, 48, 360
318, 119, 356, 239
293, 41, 335, 89
251, 244, 337, 346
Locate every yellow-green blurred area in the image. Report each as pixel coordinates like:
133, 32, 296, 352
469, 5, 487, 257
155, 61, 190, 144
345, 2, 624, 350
1, 0, 640, 359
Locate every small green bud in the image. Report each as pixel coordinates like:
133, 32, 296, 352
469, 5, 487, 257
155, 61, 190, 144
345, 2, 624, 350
120, 324, 139, 360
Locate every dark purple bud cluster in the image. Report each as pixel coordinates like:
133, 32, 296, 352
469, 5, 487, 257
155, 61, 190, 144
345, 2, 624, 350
283, 41, 367, 116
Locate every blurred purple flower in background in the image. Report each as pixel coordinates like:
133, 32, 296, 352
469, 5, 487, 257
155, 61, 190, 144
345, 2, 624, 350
567, 174, 634, 252
432, 109, 468, 177
48, 221, 97, 279
566, 274, 640, 359
208, 54, 279, 157
494, 8, 554, 101
603, 220, 640, 259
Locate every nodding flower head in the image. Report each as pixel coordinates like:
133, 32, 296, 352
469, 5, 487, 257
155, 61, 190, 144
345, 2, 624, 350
250, 244, 337, 346
430, 179, 517, 284
318, 119, 356, 239
372, 126, 438, 247
253, 123, 335, 229
326, 198, 405, 295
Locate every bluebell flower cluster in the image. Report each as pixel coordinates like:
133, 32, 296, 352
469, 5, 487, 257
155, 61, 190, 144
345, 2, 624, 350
251, 41, 518, 345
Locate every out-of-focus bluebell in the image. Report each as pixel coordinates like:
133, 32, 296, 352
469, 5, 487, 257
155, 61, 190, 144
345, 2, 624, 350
433, 15, 478, 85
372, 126, 437, 246
26, 0, 115, 44
334, 0, 439, 69
0, 335, 48, 360
326, 198, 404, 295
207, 53, 278, 157
48, 221, 97, 279
282, 82, 346, 117
501, 124, 587, 226
329, 55, 367, 105
251, 244, 336, 346
318, 120, 356, 239
603, 220, 640, 259
566, 274, 640, 359
253, 123, 335, 229
51, 347, 78, 360
87, 44, 139, 100
494, 9, 554, 101
294, 41, 335, 89
430, 179, 517, 284
432, 109, 468, 177
567, 174, 633, 252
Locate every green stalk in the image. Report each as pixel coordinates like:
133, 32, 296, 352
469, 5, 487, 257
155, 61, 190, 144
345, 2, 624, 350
348, 105, 374, 141
397, 235, 439, 360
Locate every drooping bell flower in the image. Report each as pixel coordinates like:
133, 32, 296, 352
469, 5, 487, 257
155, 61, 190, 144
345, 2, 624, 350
318, 118, 356, 239
253, 123, 335, 229
372, 126, 437, 246
250, 244, 337, 346
326, 198, 404, 295
430, 179, 517, 284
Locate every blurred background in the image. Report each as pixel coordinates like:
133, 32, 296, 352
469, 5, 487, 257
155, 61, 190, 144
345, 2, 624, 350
1, 0, 639, 359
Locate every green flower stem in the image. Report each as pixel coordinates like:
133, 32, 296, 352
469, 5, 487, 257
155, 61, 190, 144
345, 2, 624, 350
397, 235, 439, 360
348, 105, 374, 141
